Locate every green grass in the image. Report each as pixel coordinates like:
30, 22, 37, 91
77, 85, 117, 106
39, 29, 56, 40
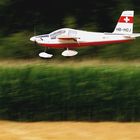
0, 62, 140, 121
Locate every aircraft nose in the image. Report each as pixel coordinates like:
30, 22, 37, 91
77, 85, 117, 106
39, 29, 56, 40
30, 36, 36, 42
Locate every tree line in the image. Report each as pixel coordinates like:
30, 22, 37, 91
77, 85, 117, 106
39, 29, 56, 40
0, 0, 140, 59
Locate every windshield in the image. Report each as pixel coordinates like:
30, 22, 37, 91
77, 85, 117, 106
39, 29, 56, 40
39, 34, 49, 37
50, 30, 66, 39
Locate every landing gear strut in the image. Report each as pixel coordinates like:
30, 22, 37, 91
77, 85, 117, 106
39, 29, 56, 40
39, 48, 53, 58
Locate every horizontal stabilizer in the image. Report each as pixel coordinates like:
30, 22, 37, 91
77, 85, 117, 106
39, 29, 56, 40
130, 33, 140, 38
123, 33, 140, 39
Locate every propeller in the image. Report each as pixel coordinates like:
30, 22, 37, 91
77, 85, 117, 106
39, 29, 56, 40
34, 25, 36, 36
33, 25, 37, 45
30, 25, 38, 46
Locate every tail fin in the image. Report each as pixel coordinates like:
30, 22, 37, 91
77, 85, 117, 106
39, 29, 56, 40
113, 11, 134, 34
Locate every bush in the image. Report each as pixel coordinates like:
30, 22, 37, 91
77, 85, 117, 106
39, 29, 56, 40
0, 65, 140, 121
0, 32, 41, 58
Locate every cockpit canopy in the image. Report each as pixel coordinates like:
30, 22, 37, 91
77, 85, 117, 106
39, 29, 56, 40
50, 29, 66, 39
50, 28, 77, 39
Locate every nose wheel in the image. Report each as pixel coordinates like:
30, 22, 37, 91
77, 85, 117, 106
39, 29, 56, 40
39, 48, 53, 58
39, 52, 53, 58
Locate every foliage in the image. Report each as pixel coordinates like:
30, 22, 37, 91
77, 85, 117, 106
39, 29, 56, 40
63, 16, 77, 28
0, 65, 140, 121
0, 0, 140, 59
0, 0, 9, 6
0, 32, 41, 58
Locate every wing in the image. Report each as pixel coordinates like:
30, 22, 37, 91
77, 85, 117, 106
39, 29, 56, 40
57, 35, 79, 42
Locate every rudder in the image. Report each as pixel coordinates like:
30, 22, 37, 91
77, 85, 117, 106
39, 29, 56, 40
113, 11, 134, 34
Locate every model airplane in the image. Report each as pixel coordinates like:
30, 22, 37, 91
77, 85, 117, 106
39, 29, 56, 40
30, 10, 140, 58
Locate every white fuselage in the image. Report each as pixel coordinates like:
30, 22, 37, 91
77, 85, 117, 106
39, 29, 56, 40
29, 11, 140, 58
30, 28, 133, 49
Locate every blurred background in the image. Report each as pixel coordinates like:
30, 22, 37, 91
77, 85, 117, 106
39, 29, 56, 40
0, 0, 140, 59
0, 0, 140, 122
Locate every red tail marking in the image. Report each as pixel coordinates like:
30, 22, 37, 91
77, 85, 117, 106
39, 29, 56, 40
118, 16, 133, 23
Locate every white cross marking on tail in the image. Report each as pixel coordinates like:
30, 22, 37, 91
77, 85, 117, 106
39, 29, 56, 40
124, 17, 130, 23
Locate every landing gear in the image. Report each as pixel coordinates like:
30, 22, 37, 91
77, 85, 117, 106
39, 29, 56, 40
39, 48, 78, 58
39, 52, 53, 58
62, 48, 78, 57
39, 47, 53, 58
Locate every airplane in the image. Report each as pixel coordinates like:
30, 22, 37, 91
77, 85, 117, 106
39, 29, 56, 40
30, 10, 140, 58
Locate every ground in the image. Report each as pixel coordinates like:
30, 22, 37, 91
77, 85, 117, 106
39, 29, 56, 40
0, 121, 140, 140
0, 59, 140, 68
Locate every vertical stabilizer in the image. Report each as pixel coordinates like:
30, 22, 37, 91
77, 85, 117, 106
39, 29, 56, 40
113, 11, 134, 34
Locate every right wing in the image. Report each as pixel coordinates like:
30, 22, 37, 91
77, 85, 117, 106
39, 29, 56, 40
57, 35, 79, 42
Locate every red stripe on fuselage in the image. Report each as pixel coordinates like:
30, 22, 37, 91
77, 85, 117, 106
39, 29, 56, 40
38, 39, 132, 48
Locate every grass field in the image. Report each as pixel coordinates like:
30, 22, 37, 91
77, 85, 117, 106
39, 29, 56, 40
0, 121, 140, 140
0, 58, 140, 121
0, 59, 140, 68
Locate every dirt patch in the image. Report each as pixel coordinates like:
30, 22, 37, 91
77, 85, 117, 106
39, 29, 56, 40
0, 121, 140, 140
